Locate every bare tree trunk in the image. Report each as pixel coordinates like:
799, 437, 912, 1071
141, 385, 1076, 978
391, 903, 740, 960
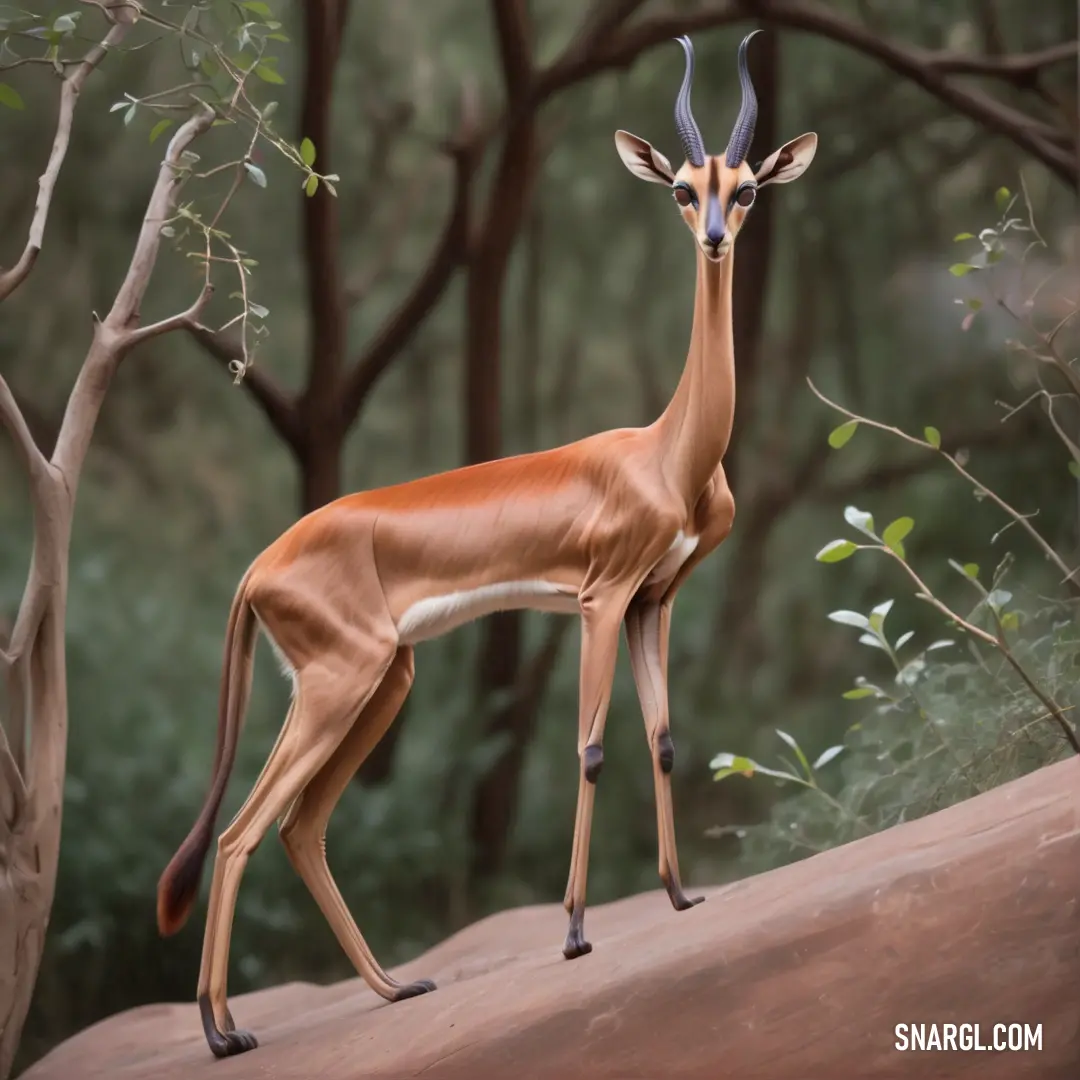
0, 103, 215, 1076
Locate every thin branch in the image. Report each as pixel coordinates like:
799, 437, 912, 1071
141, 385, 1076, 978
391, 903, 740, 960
0, 374, 50, 485
537, 0, 1076, 185
341, 83, 482, 426
187, 324, 301, 448
50, 104, 215, 489
927, 40, 1078, 82
816, 410, 1044, 500
807, 378, 1080, 596
882, 549, 1080, 754
0, 6, 135, 303
122, 282, 215, 349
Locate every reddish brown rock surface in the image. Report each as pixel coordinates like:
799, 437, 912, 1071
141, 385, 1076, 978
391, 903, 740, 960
23, 758, 1080, 1079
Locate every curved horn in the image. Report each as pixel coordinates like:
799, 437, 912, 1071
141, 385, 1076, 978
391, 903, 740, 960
673, 35, 705, 167
725, 29, 763, 167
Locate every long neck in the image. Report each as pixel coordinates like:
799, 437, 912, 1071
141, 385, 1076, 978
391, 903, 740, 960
653, 246, 735, 502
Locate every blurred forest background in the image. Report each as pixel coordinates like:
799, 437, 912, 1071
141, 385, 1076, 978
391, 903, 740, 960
0, 0, 1077, 1072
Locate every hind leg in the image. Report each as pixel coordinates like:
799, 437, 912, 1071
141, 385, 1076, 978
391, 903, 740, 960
196, 645, 396, 1058
279, 645, 436, 1003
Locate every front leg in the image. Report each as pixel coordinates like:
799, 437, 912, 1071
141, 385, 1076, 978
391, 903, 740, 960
625, 599, 702, 911
562, 588, 634, 959
627, 468, 735, 911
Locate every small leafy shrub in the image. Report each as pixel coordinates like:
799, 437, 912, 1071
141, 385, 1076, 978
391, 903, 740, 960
710, 183, 1080, 871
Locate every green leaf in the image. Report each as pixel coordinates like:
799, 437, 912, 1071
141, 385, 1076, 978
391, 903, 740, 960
953, 232, 975, 241
1000, 611, 1020, 631
816, 539, 857, 563
949, 263, 976, 277
244, 162, 267, 188
869, 599, 894, 633
159, 225, 175, 238
924, 426, 941, 449
123, 103, 137, 126
241, 0, 273, 14
828, 610, 870, 629
1069, 460, 1080, 480
255, 63, 285, 84
986, 589, 1012, 612
775, 729, 812, 778
710, 753, 801, 785
842, 687, 876, 700
304, 173, 319, 197
0, 83, 24, 110
299, 136, 316, 167
812, 745, 845, 769
994, 186, 1011, 211
262, 100, 278, 119
248, 302, 269, 319
323, 179, 338, 197
966, 298, 983, 311
948, 558, 980, 581
828, 419, 858, 449
149, 118, 173, 144
882, 517, 914, 556
53, 12, 77, 31
843, 505, 877, 539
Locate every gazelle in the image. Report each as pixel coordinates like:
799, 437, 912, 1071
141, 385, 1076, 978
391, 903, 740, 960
156, 31, 816, 1058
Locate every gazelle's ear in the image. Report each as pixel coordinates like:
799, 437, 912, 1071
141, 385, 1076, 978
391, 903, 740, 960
754, 132, 818, 187
615, 130, 676, 186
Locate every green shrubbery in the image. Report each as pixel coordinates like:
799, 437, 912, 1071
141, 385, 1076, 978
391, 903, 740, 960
711, 184, 1080, 870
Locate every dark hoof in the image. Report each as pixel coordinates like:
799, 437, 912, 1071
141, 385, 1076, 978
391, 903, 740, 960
663, 876, 705, 912
391, 978, 437, 1002
200, 994, 258, 1058
563, 934, 593, 959
562, 906, 593, 959
673, 892, 705, 912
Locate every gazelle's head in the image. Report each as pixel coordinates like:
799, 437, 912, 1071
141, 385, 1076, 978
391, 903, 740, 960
615, 32, 817, 263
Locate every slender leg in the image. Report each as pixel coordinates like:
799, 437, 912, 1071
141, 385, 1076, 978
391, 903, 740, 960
196, 649, 395, 1058
562, 593, 629, 959
625, 599, 703, 911
278, 646, 436, 1003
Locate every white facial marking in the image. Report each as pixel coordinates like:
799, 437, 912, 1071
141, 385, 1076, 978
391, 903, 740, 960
644, 530, 699, 586
397, 581, 579, 645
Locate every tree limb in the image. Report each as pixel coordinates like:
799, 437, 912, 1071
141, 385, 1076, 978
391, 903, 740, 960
50, 105, 215, 488
491, 0, 533, 104
0, 5, 134, 303
123, 282, 215, 350
341, 84, 482, 426
187, 324, 301, 448
0, 374, 50, 488
537, 0, 1076, 184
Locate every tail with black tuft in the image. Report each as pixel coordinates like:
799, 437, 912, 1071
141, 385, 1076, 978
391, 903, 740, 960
156, 574, 257, 936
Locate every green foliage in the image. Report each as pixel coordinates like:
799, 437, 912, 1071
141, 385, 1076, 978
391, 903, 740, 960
827, 419, 858, 448
714, 181, 1079, 871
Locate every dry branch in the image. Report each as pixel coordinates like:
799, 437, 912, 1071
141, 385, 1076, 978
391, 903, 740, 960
187, 324, 301, 447
341, 84, 482, 425
0, 4, 135, 303
538, 0, 1077, 184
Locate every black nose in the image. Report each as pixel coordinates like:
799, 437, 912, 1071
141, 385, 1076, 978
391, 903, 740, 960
706, 226, 725, 245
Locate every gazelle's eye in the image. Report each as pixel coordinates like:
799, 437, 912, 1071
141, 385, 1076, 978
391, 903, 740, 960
672, 184, 696, 208
735, 184, 757, 208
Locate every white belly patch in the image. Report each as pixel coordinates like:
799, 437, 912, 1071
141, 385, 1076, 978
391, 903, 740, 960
644, 530, 699, 586
396, 580, 579, 645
